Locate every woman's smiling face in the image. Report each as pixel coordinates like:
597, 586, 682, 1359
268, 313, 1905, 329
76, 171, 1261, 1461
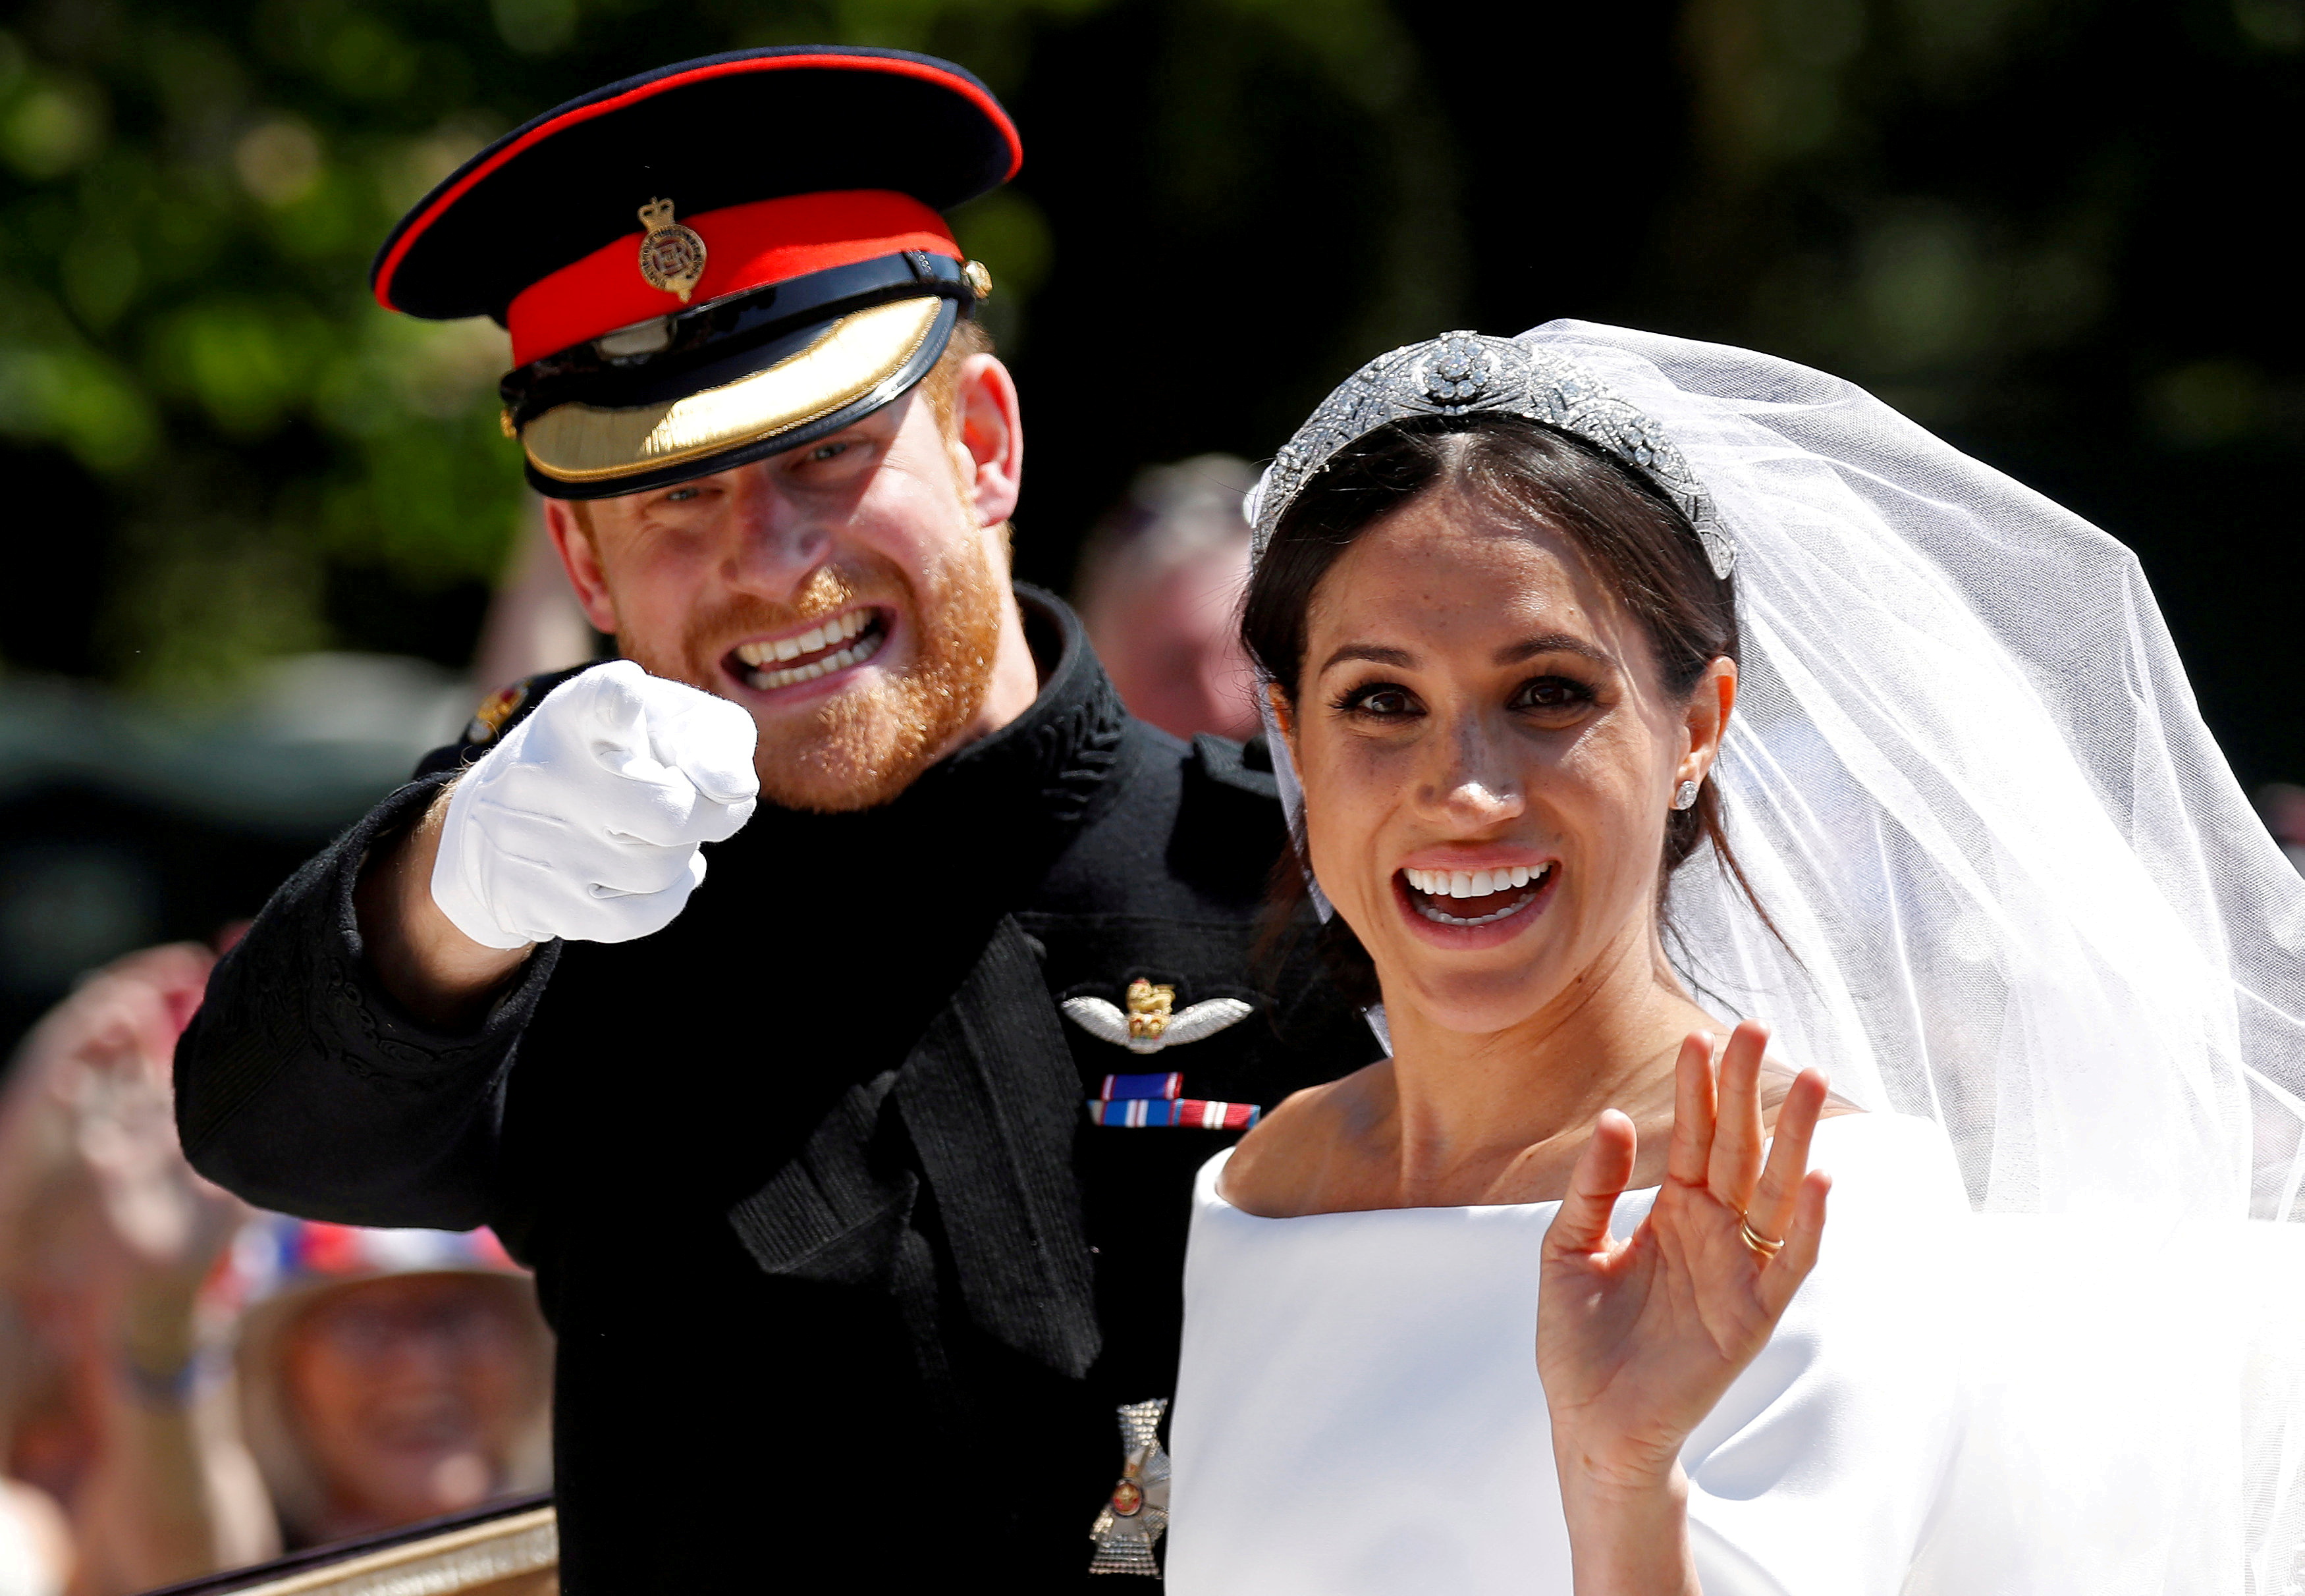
1282, 486, 1732, 1036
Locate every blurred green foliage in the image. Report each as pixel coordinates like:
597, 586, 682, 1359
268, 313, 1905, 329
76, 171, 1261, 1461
0, 0, 2299, 784
0, 0, 1450, 696
1632, 0, 2304, 787
1660, 0, 2302, 434
1, 1, 543, 691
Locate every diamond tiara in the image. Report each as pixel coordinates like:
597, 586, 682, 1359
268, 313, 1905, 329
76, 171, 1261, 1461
1251, 331, 1733, 579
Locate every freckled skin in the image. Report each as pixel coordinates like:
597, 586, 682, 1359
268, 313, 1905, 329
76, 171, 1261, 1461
543, 363, 1039, 805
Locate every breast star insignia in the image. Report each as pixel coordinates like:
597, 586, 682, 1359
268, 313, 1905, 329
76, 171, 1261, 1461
1088, 1398, 1170, 1576
1062, 978, 1253, 1055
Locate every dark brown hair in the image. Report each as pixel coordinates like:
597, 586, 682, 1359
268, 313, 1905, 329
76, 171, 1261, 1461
1243, 413, 1771, 1005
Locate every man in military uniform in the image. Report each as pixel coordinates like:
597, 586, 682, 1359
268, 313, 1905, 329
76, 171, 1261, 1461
173, 47, 1372, 1591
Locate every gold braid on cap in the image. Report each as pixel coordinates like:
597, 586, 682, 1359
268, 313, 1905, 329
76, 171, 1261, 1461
1251, 332, 1733, 579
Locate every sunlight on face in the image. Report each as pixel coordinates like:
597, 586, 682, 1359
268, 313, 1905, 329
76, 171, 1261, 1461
574, 389, 1006, 811
1287, 489, 1702, 1035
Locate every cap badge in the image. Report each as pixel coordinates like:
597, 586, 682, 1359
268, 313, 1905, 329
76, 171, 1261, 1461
635, 198, 707, 303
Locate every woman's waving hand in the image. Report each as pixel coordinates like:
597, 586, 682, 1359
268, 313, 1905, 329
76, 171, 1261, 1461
1536, 1021, 1831, 1596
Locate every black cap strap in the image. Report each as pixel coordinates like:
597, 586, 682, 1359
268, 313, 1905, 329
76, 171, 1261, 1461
500, 250, 976, 427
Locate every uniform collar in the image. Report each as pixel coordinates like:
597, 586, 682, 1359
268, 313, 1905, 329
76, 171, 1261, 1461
892, 583, 1128, 828
732, 583, 1130, 850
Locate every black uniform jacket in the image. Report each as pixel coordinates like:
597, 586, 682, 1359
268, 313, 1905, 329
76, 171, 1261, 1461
175, 589, 1378, 1591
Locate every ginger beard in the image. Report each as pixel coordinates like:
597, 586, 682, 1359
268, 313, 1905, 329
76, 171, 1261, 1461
626, 531, 1008, 813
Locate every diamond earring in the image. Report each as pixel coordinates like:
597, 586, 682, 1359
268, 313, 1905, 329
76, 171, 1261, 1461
1673, 778, 1700, 811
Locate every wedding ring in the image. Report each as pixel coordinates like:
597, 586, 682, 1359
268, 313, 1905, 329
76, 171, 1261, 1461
1739, 1215, 1786, 1258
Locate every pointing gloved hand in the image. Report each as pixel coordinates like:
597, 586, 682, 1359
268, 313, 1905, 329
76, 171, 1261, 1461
429, 660, 759, 949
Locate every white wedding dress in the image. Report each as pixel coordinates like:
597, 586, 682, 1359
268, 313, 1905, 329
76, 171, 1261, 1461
1167, 1115, 1970, 1596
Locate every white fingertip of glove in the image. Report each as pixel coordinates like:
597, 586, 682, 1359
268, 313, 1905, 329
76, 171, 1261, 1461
429, 661, 761, 949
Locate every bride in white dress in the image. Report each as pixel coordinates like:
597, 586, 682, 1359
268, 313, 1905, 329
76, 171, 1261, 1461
1163, 327, 2305, 1595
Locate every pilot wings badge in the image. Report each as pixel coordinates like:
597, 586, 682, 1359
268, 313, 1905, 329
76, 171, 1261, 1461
1063, 978, 1253, 1055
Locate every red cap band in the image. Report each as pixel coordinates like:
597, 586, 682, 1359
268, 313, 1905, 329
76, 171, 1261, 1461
506, 188, 960, 366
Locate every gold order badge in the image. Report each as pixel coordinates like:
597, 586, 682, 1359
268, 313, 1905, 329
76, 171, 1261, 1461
462, 681, 529, 747
635, 198, 708, 303
1124, 978, 1175, 1042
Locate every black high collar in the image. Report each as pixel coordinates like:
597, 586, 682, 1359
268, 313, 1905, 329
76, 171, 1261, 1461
731, 584, 1130, 861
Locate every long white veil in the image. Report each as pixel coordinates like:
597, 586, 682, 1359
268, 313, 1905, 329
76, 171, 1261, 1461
1255, 319, 2305, 1592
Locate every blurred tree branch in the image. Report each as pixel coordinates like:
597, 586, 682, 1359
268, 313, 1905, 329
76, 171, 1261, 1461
0, 0, 1461, 695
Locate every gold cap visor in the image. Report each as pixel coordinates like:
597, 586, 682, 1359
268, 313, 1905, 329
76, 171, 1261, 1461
521, 295, 945, 488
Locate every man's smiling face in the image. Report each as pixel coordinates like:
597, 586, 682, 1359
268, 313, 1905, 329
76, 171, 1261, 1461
545, 346, 1030, 812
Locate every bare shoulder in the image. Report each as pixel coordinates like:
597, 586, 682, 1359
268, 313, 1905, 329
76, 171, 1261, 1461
1757, 1046, 1866, 1123
1217, 1062, 1394, 1219
1675, 1004, 1864, 1123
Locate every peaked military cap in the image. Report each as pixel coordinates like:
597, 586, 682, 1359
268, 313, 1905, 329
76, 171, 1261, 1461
371, 47, 1019, 499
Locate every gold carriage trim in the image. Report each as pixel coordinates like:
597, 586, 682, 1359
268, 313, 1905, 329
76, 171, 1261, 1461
211, 1504, 558, 1596
521, 295, 943, 485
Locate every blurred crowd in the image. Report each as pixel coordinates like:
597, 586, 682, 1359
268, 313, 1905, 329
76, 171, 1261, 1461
0, 942, 552, 1596
1071, 455, 1260, 745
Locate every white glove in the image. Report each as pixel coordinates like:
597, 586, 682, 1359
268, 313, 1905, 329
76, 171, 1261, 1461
429, 660, 759, 949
